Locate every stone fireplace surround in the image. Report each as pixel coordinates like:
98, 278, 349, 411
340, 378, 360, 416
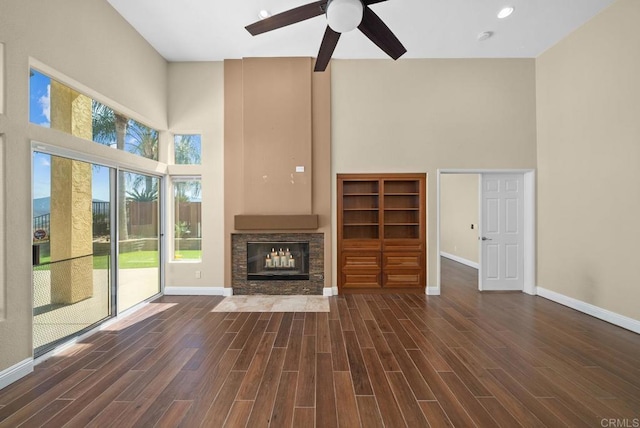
231, 233, 324, 295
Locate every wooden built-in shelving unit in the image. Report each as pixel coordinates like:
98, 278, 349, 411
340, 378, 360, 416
337, 173, 426, 293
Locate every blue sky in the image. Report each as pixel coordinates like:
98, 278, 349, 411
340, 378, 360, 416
29, 70, 51, 127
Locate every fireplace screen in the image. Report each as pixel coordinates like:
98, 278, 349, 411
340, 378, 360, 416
247, 242, 310, 280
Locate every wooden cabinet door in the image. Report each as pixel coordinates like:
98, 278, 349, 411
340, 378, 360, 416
382, 251, 423, 288
383, 252, 422, 269
341, 250, 382, 289
383, 269, 423, 288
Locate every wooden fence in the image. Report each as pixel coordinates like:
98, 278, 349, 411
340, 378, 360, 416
33, 201, 201, 240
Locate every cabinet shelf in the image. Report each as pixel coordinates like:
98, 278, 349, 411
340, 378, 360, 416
344, 192, 379, 196
384, 193, 419, 196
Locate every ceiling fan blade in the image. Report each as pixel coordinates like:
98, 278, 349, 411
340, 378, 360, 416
363, 0, 388, 5
246, 1, 327, 36
315, 26, 341, 72
358, 6, 407, 60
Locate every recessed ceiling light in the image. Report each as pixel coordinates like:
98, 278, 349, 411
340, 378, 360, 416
497, 6, 514, 19
258, 10, 271, 20
477, 31, 493, 42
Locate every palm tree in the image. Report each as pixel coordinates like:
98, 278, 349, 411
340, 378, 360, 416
92, 101, 130, 240
128, 120, 159, 160
174, 136, 202, 200
126, 186, 158, 202
127, 121, 159, 195
174, 135, 201, 165
92, 102, 158, 161
174, 180, 201, 203
92, 102, 160, 240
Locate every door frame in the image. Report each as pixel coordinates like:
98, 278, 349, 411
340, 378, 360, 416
435, 169, 536, 295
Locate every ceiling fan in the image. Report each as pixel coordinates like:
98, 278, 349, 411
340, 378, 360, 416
245, 0, 407, 72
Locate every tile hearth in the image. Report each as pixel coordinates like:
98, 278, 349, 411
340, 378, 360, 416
211, 295, 329, 312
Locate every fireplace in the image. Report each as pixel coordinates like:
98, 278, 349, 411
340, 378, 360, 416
232, 233, 324, 295
247, 241, 309, 280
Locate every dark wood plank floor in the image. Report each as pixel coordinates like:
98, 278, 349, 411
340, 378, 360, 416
1, 258, 640, 427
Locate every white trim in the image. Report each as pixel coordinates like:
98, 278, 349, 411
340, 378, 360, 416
523, 171, 536, 295
324, 287, 336, 296
0, 358, 34, 390
537, 287, 640, 335
435, 172, 442, 295
440, 252, 479, 269
31, 141, 165, 179
439, 168, 535, 174
164, 286, 232, 296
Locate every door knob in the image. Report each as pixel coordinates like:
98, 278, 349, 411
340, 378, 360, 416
481, 237, 492, 241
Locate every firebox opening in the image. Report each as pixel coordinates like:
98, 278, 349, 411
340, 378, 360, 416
247, 241, 310, 281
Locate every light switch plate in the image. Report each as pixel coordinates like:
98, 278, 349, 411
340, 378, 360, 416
295, 166, 305, 173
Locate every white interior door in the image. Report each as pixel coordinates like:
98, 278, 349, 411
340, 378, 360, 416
480, 174, 524, 291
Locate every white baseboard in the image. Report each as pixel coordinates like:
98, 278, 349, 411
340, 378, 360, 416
0, 358, 33, 390
440, 252, 479, 269
426, 286, 440, 295
537, 287, 640, 334
324, 287, 336, 296
164, 286, 232, 296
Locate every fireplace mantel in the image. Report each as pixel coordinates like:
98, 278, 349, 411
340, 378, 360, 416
234, 215, 318, 230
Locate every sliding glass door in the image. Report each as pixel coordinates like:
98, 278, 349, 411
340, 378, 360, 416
117, 171, 161, 312
32, 153, 163, 355
32, 152, 113, 355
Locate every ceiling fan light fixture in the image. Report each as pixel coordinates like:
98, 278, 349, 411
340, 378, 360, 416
497, 6, 514, 19
258, 9, 271, 20
326, 0, 364, 33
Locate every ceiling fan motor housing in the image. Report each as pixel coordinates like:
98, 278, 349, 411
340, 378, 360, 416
326, 0, 364, 33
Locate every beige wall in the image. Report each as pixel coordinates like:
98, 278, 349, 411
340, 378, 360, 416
440, 174, 479, 264
0, 0, 167, 372
536, 0, 640, 320
331, 59, 538, 289
0, 42, 4, 114
242, 58, 313, 215
0, 135, 4, 320
166, 62, 225, 288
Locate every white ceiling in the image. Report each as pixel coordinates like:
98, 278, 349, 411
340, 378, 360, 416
106, 0, 615, 62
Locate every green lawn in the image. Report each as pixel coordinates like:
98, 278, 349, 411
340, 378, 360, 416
37, 250, 160, 270
36, 249, 202, 270
173, 250, 202, 261
118, 250, 159, 268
